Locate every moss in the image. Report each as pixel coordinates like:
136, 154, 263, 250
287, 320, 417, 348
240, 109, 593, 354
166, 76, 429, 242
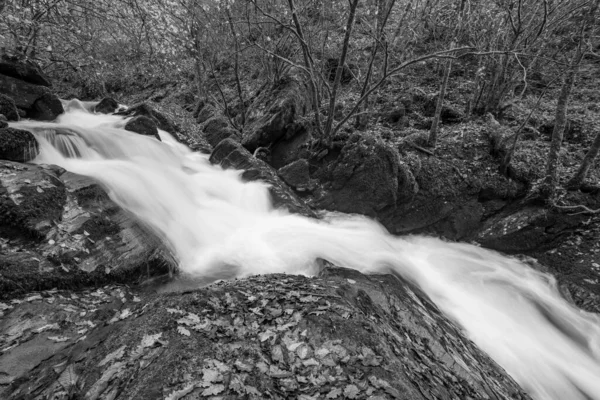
0, 128, 39, 162
0, 94, 19, 121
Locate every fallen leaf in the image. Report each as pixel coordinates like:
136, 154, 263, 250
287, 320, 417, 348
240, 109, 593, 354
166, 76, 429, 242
57, 364, 78, 390
201, 384, 225, 396
48, 336, 69, 343
326, 387, 342, 399
34, 323, 60, 333
201, 368, 221, 384
177, 327, 191, 337
299, 295, 319, 303
164, 382, 198, 400
234, 360, 253, 372
140, 333, 162, 348
344, 384, 361, 399
98, 345, 126, 367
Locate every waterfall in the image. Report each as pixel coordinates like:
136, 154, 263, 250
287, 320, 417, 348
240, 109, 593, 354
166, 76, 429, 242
11, 102, 600, 400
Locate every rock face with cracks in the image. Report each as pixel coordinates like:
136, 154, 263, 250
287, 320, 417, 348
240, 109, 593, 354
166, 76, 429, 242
0, 161, 175, 299
1, 268, 530, 400
210, 138, 316, 218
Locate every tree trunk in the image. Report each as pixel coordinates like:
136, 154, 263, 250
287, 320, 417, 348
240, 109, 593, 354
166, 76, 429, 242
567, 131, 600, 190
428, 59, 452, 147
324, 0, 360, 142
540, 46, 583, 200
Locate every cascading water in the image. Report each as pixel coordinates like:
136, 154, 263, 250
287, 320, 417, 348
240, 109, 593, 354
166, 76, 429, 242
10, 100, 600, 400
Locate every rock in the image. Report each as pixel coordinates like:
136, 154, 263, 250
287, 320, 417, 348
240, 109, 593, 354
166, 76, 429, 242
325, 57, 356, 83
124, 116, 161, 141
0, 74, 63, 120
202, 116, 238, 148
270, 126, 310, 169
0, 116, 6, 129
476, 205, 581, 253
0, 55, 52, 86
539, 118, 586, 143
116, 103, 178, 134
423, 96, 464, 123
312, 134, 416, 217
278, 159, 313, 191
0, 128, 39, 162
242, 75, 310, 152
29, 91, 64, 121
196, 103, 216, 124
0, 94, 19, 121
94, 97, 119, 114
209, 139, 316, 217
386, 105, 406, 124
0, 162, 174, 298
0, 269, 531, 400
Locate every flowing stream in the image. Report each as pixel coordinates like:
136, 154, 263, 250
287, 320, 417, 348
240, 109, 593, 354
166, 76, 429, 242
11, 100, 600, 400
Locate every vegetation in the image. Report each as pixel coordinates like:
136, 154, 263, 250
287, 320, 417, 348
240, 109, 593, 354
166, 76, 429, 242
1, 0, 599, 203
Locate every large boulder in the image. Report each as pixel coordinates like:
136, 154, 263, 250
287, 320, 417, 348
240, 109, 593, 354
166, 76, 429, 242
0, 128, 39, 162
0, 55, 52, 87
0, 94, 19, 121
0, 162, 174, 298
475, 205, 581, 253
94, 97, 119, 114
209, 139, 316, 217
311, 134, 417, 217
0, 268, 531, 399
0, 74, 63, 120
124, 116, 161, 141
29, 91, 64, 121
242, 75, 310, 152
202, 116, 238, 148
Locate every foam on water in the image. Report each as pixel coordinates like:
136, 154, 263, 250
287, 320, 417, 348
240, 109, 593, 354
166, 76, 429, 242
12, 104, 600, 400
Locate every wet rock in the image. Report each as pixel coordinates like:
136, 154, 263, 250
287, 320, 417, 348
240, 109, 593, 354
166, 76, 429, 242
29, 91, 63, 121
476, 206, 580, 253
312, 134, 417, 217
0, 55, 51, 87
278, 159, 313, 192
202, 116, 238, 147
94, 97, 119, 114
242, 75, 310, 152
0, 128, 39, 162
116, 102, 178, 134
0, 115, 7, 129
0, 270, 531, 400
0, 94, 19, 121
0, 74, 63, 120
124, 116, 161, 141
210, 139, 316, 217
0, 162, 174, 298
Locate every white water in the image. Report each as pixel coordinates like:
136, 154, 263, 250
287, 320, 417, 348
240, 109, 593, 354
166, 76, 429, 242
11, 101, 600, 400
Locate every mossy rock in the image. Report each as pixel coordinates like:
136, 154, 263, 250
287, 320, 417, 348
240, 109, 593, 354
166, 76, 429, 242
124, 116, 161, 141
0, 128, 39, 162
0, 94, 19, 121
